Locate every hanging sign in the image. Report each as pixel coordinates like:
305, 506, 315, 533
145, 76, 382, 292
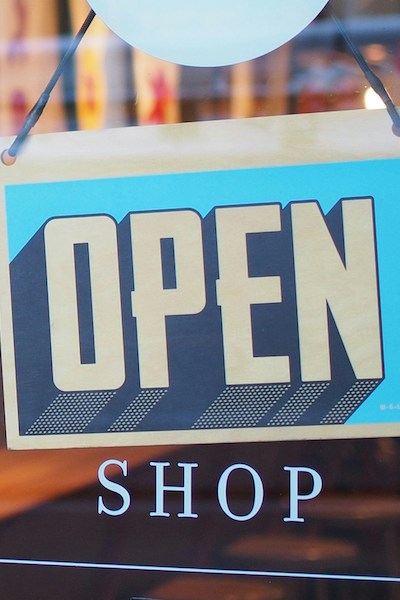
87, 0, 330, 66
0, 109, 399, 449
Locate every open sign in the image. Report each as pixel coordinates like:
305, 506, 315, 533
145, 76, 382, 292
1, 113, 399, 449
41, 199, 382, 395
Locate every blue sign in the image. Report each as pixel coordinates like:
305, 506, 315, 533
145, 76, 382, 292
2, 157, 399, 448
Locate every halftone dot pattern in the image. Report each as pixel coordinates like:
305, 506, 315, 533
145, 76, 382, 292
108, 389, 167, 431
192, 384, 290, 429
26, 391, 116, 435
320, 379, 380, 424
267, 382, 330, 427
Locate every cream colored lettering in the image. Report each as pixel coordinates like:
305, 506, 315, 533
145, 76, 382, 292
291, 199, 382, 381
216, 204, 291, 384
44, 215, 125, 391
44, 200, 382, 393
131, 210, 206, 388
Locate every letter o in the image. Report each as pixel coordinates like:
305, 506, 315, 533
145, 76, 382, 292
217, 463, 264, 521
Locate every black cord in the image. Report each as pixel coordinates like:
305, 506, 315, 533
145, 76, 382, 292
1, 9, 96, 165
328, 5, 400, 134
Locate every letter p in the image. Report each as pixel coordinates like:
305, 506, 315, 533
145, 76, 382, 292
283, 466, 323, 523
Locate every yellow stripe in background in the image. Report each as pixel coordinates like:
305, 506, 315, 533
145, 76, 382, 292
69, 0, 108, 130
133, 49, 181, 125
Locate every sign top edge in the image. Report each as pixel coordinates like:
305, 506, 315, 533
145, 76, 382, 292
1, 110, 399, 186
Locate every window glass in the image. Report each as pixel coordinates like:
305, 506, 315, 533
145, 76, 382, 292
0, 2, 400, 600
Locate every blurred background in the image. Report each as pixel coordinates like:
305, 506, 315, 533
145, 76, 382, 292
1, 0, 400, 136
1, 1, 400, 599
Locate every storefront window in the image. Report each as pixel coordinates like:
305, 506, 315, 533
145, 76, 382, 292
1, 2, 400, 599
